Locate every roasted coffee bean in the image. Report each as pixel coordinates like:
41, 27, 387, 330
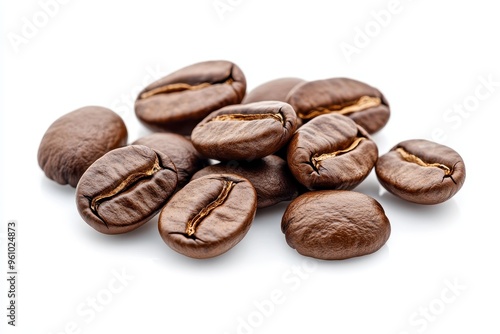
192, 101, 298, 161
158, 174, 257, 259
135, 60, 246, 135
242, 77, 305, 104
287, 114, 378, 190
132, 133, 207, 189
287, 77, 390, 134
376, 139, 466, 204
37, 106, 127, 187
76, 145, 178, 234
191, 155, 299, 208
281, 190, 391, 260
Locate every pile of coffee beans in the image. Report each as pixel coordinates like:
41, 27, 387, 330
38, 60, 466, 260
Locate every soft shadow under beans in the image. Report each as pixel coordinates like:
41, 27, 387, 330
352, 173, 381, 198
377, 191, 461, 226
254, 201, 291, 222
80, 214, 160, 245
78, 215, 233, 268
281, 241, 391, 269
39, 176, 76, 197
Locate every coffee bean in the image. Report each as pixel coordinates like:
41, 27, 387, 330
132, 133, 207, 189
76, 145, 178, 234
281, 190, 391, 260
376, 139, 466, 204
242, 77, 305, 104
191, 155, 299, 208
287, 114, 378, 190
192, 101, 298, 161
135, 60, 246, 135
158, 174, 257, 259
287, 77, 390, 134
37, 106, 127, 187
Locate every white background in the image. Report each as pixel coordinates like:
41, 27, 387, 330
1, 1, 499, 333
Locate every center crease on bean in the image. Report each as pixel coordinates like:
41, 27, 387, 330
89, 155, 163, 225
300, 96, 381, 119
396, 147, 457, 184
139, 78, 234, 100
185, 180, 235, 237
311, 137, 366, 170
210, 112, 284, 125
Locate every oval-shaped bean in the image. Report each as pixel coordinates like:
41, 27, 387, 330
159, 174, 257, 259
287, 114, 378, 190
135, 60, 246, 135
287, 77, 390, 134
281, 190, 391, 260
192, 101, 297, 161
376, 139, 466, 204
37, 106, 127, 187
76, 145, 178, 234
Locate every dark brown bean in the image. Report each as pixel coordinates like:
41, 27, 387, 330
287, 114, 378, 190
191, 101, 297, 161
281, 190, 391, 260
132, 133, 207, 189
287, 77, 390, 134
376, 139, 466, 204
76, 145, 178, 234
242, 77, 305, 104
158, 174, 257, 259
37, 106, 127, 187
135, 60, 246, 135
191, 155, 299, 208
